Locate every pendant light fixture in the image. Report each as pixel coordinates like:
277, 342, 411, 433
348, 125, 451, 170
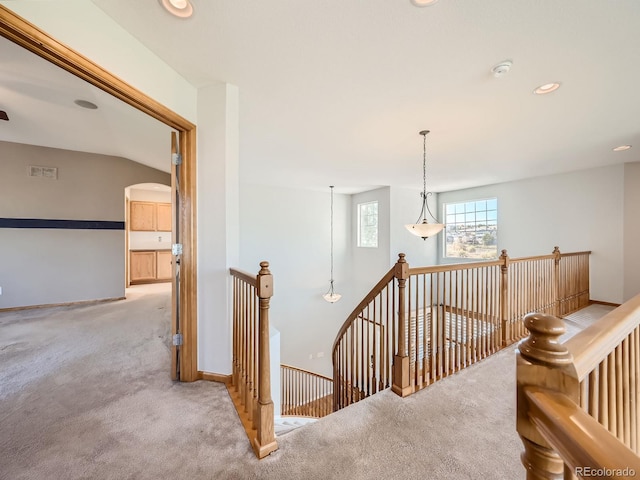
323, 186, 342, 303
405, 130, 445, 240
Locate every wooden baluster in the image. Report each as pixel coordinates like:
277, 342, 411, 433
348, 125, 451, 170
392, 253, 412, 397
254, 261, 277, 458
500, 249, 509, 346
516, 312, 579, 480
552, 246, 565, 316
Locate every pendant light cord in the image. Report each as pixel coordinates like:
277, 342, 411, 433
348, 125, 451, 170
414, 130, 441, 225
329, 185, 335, 292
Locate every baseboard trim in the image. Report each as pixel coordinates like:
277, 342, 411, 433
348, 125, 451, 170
0, 296, 125, 313
590, 300, 621, 308
198, 371, 232, 384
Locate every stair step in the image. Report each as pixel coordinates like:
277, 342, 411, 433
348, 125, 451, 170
274, 416, 317, 436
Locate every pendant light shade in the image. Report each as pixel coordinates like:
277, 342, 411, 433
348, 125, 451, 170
323, 186, 341, 303
405, 130, 444, 240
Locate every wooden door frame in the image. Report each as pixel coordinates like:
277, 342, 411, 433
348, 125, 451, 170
0, 6, 199, 382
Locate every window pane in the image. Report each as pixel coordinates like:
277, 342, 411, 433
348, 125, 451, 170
443, 198, 498, 260
358, 201, 378, 248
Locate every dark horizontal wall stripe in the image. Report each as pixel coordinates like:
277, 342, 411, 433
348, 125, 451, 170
0, 218, 125, 230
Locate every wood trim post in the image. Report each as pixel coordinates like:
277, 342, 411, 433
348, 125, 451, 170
516, 312, 579, 479
552, 246, 561, 317
500, 249, 510, 347
392, 253, 412, 397
254, 261, 277, 458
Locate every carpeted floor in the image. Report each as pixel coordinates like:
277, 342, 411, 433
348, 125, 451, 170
0, 286, 613, 480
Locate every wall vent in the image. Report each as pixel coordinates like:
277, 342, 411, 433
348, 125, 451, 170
29, 165, 58, 180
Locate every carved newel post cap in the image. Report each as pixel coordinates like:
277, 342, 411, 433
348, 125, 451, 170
259, 261, 270, 275
518, 312, 572, 367
397, 253, 406, 263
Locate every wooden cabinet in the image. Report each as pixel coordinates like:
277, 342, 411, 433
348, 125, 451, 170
130, 201, 172, 232
130, 250, 172, 284
156, 203, 172, 232
156, 250, 173, 280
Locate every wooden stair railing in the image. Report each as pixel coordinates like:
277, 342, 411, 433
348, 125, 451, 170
516, 294, 640, 479
281, 364, 333, 418
229, 262, 277, 459
332, 247, 591, 412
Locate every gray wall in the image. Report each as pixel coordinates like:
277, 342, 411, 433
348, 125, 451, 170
0, 141, 170, 308
437, 165, 628, 304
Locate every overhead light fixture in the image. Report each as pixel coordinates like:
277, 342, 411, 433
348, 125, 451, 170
323, 186, 341, 303
74, 99, 98, 110
411, 0, 439, 6
491, 60, 513, 78
405, 130, 445, 240
159, 0, 193, 18
613, 145, 632, 152
533, 82, 561, 95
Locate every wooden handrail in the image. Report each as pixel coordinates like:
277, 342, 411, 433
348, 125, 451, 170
408, 259, 502, 275
560, 250, 593, 258
228, 262, 277, 459
331, 267, 396, 356
281, 364, 333, 418
524, 386, 640, 479
517, 295, 640, 478
229, 267, 258, 287
331, 247, 591, 413
565, 293, 640, 380
281, 363, 333, 381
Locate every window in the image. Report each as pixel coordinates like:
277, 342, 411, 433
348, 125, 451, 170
357, 201, 378, 248
444, 198, 497, 259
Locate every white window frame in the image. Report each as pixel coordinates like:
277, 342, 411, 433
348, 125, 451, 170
443, 198, 498, 260
357, 201, 378, 248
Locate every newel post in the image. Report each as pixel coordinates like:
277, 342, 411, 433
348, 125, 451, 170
552, 246, 561, 316
500, 249, 510, 347
392, 253, 412, 397
254, 261, 277, 458
516, 313, 579, 480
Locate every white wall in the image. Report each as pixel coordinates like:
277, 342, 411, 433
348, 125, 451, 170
624, 162, 640, 301
351, 188, 391, 300
239, 184, 352, 377
197, 83, 240, 374
438, 165, 625, 304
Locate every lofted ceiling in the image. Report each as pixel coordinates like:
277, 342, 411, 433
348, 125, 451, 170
1, 0, 640, 194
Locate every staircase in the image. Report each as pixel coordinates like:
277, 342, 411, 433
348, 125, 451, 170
274, 416, 317, 436
229, 246, 592, 459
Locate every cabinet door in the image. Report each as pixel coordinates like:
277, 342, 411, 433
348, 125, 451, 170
130, 251, 157, 282
156, 250, 173, 280
130, 201, 156, 231
156, 203, 172, 232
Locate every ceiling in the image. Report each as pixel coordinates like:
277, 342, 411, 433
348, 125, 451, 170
2, 0, 640, 194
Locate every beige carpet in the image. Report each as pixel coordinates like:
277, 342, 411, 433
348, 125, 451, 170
0, 287, 613, 480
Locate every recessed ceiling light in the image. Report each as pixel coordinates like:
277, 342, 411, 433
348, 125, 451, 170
159, 0, 193, 18
533, 83, 561, 95
411, 0, 439, 6
613, 145, 632, 152
74, 99, 98, 110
